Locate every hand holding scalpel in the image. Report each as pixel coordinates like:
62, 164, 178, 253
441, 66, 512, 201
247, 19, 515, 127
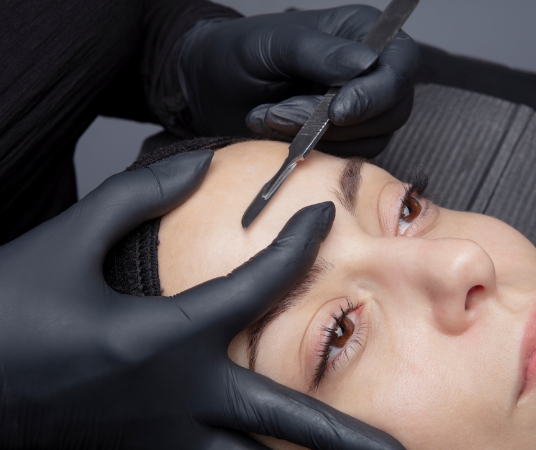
242, 0, 420, 229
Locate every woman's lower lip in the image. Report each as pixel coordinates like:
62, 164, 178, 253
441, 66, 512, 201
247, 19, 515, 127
519, 309, 536, 397
525, 352, 536, 389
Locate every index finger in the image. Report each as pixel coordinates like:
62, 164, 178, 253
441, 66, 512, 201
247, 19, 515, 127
172, 202, 335, 343
73, 150, 213, 265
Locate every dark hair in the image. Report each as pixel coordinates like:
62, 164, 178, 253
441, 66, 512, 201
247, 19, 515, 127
103, 136, 253, 296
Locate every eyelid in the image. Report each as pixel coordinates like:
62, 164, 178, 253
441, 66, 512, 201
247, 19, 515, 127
397, 187, 430, 237
310, 300, 366, 391
397, 184, 439, 237
376, 181, 402, 236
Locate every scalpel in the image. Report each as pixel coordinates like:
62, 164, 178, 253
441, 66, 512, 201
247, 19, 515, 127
242, 0, 420, 229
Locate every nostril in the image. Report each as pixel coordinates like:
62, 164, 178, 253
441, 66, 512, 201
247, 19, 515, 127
465, 285, 484, 310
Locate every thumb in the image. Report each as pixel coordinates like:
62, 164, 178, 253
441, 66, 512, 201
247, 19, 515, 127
73, 150, 213, 263
266, 26, 378, 86
207, 365, 406, 450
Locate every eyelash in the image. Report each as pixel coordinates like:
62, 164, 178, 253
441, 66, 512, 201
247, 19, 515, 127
398, 169, 431, 235
310, 170, 430, 390
311, 298, 365, 391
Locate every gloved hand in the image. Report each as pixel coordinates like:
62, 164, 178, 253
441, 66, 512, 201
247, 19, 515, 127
0, 150, 404, 449
178, 5, 420, 158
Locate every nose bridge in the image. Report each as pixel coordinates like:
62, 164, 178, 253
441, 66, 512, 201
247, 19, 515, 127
374, 237, 496, 335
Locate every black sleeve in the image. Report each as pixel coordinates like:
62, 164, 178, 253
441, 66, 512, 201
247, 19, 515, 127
0, 0, 240, 244
98, 0, 242, 125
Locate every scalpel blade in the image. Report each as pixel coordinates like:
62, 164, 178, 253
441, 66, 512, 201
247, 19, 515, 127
241, 0, 420, 229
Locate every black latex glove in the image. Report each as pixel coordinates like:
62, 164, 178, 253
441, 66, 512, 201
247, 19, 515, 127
0, 150, 404, 449
178, 5, 420, 158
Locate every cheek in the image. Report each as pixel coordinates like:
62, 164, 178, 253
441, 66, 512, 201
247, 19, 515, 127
330, 337, 465, 448
320, 325, 512, 450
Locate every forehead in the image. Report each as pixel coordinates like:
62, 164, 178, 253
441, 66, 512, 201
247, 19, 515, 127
157, 141, 355, 295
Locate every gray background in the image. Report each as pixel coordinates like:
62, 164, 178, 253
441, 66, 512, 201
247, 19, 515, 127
74, 0, 536, 198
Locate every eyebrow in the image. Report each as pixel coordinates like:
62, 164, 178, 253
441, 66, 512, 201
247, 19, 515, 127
247, 258, 333, 370
246, 158, 364, 370
333, 157, 366, 216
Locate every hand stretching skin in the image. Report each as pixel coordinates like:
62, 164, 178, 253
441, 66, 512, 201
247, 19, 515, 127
178, 5, 420, 158
0, 150, 404, 449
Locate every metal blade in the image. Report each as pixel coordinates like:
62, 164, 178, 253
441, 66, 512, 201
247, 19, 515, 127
241, 0, 420, 229
241, 88, 337, 229
362, 0, 420, 53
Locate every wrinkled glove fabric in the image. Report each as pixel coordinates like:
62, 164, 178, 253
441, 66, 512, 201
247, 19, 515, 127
0, 147, 404, 450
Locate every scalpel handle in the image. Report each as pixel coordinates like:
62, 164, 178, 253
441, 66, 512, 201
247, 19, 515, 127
270, 87, 340, 195
240, 88, 339, 229
287, 87, 339, 161
266, 87, 340, 198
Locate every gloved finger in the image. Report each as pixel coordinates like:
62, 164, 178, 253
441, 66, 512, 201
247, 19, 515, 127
315, 133, 394, 159
329, 32, 420, 126
73, 150, 213, 264
206, 365, 405, 450
324, 92, 412, 141
245, 127, 392, 159
263, 27, 378, 85
247, 105, 393, 159
246, 103, 294, 141
247, 91, 413, 141
172, 202, 335, 342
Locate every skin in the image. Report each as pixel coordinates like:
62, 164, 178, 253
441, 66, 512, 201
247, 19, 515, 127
158, 140, 536, 449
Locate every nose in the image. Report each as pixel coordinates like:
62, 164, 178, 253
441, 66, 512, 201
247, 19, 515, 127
374, 237, 497, 335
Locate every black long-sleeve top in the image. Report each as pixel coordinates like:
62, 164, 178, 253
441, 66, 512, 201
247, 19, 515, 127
0, 0, 241, 244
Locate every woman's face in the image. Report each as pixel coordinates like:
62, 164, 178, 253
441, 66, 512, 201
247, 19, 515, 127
158, 141, 536, 449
